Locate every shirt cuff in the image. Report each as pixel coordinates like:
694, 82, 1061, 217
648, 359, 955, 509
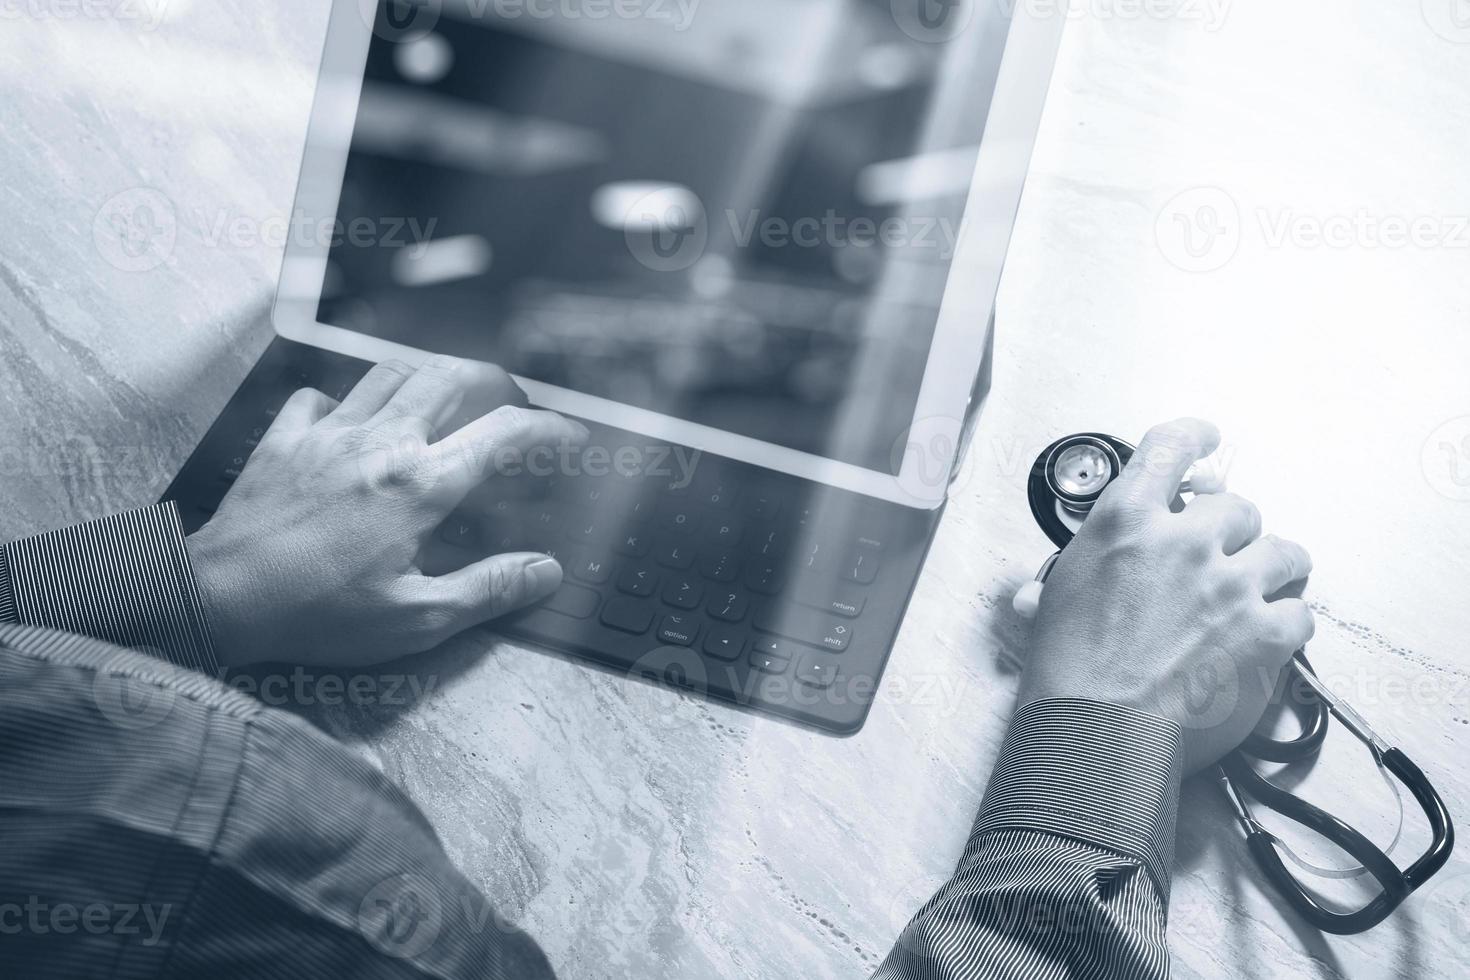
0, 501, 221, 675
975, 698, 1185, 900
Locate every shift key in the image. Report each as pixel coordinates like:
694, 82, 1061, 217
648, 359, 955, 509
754, 605, 852, 652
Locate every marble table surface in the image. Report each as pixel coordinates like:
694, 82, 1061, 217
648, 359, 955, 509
2, 3, 1468, 978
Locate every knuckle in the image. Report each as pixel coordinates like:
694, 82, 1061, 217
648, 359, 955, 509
485, 563, 530, 615
420, 354, 464, 379
376, 359, 415, 382
489, 403, 534, 433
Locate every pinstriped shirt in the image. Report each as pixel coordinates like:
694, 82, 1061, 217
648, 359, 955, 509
1, 503, 1184, 979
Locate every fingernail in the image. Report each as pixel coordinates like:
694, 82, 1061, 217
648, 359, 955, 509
525, 557, 563, 594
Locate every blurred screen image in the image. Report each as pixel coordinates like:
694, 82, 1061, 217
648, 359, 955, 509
320, 0, 1010, 473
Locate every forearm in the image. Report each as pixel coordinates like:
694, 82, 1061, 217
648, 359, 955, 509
875, 700, 1183, 980
0, 501, 220, 673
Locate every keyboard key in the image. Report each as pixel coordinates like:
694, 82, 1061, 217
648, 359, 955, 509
570, 552, 613, 585
485, 528, 523, 553
755, 606, 852, 652
745, 562, 784, 596
707, 590, 749, 622
749, 649, 790, 674
657, 614, 698, 647
662, 576, 704, 610
614, 526, 652, 558
842, 549, 880, 584
795, 538, 831, 573
795, 653, 840, 689
703, 628, 745, 662
655, 537, 696, 569
790, 581, 865, 618
743, 493, 780, 521
567, 519, 608, 544
541, 584, 600, 619
657, 501, 700, 534
703, 516, 743, 547
438, 516, 480, 549
617, 563, 659, 598
751, 636, 799, 660
701, 484, 736, 509
600, 597, 655, 635
749, 527, 784, 559
698, 552, 739, 583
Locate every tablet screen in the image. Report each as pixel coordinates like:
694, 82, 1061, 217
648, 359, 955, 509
318, 0, 1008, 474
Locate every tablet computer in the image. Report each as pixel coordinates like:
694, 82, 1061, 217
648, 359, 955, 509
274, 0, 1065, 508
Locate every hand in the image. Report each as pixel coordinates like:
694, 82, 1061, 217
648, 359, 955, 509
188, 356, 589, 668
1018, 418, 1315, 773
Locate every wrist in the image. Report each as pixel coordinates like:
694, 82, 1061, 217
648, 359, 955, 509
187, 527, 259, 668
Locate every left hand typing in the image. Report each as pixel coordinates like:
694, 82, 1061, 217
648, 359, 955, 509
187, 355, 588, 668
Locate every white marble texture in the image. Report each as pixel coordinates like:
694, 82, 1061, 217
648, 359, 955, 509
2, 2, 1468, 978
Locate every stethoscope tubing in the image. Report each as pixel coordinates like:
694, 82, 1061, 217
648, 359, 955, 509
1023, 432, 1454, 934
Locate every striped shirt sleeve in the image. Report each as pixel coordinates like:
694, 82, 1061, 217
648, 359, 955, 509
0, 502, 220, 675
875, 698, 1184, 980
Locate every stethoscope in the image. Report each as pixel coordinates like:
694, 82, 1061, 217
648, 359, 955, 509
1015, 432, 1454, 934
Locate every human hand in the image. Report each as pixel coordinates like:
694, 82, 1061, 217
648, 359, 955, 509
187, 356, 588, 668
1018, 418, 1315, 773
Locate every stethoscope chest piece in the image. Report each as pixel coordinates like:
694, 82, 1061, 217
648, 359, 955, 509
1015, 433, 1136, 618
1015, 429, 1455, 934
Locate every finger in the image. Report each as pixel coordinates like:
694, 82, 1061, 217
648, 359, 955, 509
329, 359, 415, 425
432, 406, 590, 498
259, 388, 337, 450
373, 356, 510, 439
419, 553, 564, 637
1120, 418, 1221, 507
1262, 597, 1316, 659
1185, 492, 1262, 554
1235, 533, 1313, 596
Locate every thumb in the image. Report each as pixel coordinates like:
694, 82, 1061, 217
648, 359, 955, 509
427, 552, 564, 631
